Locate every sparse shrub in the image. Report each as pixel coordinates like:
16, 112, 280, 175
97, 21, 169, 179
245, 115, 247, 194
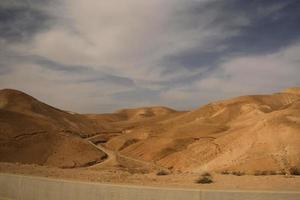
195, 172, 213, 184
254, 170, 268, 176
196, 176, 213, 184
156, 169, 170, 176
232, 171, 245, 176
221, 170, 230, 175
289, 167, 300, 175
269, 171, 277, 175
276, 170, 285, 175
201, 172, 212, 177
254, 171, 260, 176
254, 170, 283, 176
261, 171, 268, 176
284, 174, 295, 178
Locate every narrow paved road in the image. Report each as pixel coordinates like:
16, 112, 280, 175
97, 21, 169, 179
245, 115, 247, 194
1, 173, 300, 200
86, 134, 162, 170
88, 141, 118, 169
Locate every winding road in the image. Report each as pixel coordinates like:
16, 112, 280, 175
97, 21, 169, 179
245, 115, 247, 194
88, 141, 118, 169
86, 134, 162, 170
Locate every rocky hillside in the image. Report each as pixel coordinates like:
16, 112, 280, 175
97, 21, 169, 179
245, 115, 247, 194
0, 89, 107, 168
109, 87, 300, 174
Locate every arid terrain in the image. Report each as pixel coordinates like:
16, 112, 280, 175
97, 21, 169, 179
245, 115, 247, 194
0, 87, 300, 190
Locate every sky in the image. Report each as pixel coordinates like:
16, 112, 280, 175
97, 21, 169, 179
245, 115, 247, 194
0, 0, 300, 113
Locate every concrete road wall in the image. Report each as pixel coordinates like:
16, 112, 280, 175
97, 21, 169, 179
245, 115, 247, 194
0, 173, 300, 200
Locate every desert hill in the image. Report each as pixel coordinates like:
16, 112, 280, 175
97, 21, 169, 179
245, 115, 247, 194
0, 89, 111, 137
106, 88, 300, 174
86, 106, 180, 123
281, 87, 300, 94
85, 106, 184, 151
115, 106, 178, 120
0, 89, 107, 168
1, 87, 300, 175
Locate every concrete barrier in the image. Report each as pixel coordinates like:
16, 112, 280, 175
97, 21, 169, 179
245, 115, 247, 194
0, 173, 300, 200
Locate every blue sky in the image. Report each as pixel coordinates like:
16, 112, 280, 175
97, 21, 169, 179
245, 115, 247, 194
0, 0, 300, 112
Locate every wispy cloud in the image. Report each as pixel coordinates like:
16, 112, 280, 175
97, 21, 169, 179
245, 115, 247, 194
0, 0, 300, 112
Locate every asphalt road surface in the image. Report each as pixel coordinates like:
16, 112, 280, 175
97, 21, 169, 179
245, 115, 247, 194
0, 173, 300, 200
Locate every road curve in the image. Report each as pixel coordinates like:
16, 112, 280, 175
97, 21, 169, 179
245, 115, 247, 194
86, 134, 163, 170
1, 173, 300, 200
87, 141, 118, 169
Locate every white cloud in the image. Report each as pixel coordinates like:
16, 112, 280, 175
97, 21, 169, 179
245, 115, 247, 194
1, 0, 299, 112
0, 63, 128, 112
23, 0, 240, 81
161, 42, 300, 110
197, 42, 300, 93
123, 37, 300, 108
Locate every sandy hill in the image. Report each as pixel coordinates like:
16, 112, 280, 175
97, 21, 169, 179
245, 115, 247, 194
116, 106, 178, 120
1, 87, 300, 175
105, 88, 300, 174
0, 89, 110, 137
0, 89, 107, 168
281, 87, 300, 94
87, 106, 184, 150
86, 106, 179, 123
